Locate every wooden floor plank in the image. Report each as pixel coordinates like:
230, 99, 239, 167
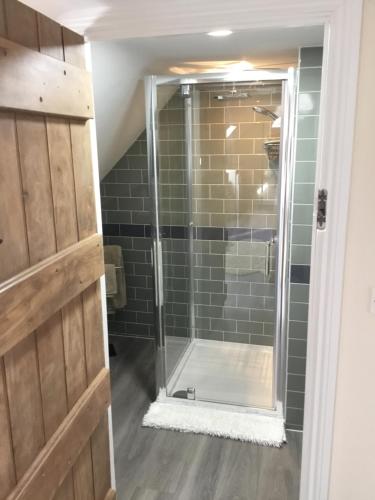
110, 338, 303, 500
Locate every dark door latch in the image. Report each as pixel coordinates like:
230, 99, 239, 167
317, 189, 327, 230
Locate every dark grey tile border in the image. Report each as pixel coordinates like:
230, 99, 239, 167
195, 226, 224, 240
103, 223, 120, 236
291, 264, 310, 284
104, 223, 278, 242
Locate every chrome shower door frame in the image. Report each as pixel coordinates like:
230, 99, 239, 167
274, 68, 297, 414
145, 69, 297, 415
145, 75, 166, 392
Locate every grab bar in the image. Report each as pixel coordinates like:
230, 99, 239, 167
265, 237, 275, 277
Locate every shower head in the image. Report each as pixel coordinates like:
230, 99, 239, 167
252, 106, 279, 121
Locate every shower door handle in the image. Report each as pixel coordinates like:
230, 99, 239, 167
265, 237, 275, 277
152, 239, 164, 307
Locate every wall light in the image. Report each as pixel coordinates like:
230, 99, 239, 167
207, 30, 233, 37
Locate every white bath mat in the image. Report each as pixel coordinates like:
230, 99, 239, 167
143, 399, 286, 447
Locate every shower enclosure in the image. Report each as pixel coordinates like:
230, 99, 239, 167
145, 69, 295, 416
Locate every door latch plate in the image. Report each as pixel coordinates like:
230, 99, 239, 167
317, 189, 327, 230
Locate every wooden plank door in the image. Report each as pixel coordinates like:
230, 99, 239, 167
0, 2, 115, 499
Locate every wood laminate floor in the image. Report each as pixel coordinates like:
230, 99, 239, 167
110, 338, 302, 500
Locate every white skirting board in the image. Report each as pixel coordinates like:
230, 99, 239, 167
143, 398, 286, 447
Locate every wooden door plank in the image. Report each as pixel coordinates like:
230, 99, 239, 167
0, 234, 104, 357
14, 110, 74, 499
36, 313, 68, 440
0, 0, 6, 37
15, 113, 69, 438
4, 336, 45, 479
62, 296, 87, 408
83, 283, 105, 382
91, 416, 112, 500
0, 36, 94, 119
47, 97, 96, 499
0, 360, 16, 499
6, 369, 111, 500
62, 27, 86, 69
3, 112, 49, 486
73, 444, 95, 500
37, 13, 63, 61
47, 117, 79, 249
3, 0, 38, 50
70, 120, 97, 239
15, 114, 56, 263
0, 110, 28, 499
36, 18, 75, 500
0, 112, 29, 281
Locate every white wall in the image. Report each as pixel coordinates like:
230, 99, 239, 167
90, 41, 153, 179
329, 1, 375, 498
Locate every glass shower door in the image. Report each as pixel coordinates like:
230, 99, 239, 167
146, 78, 194, 391
182, 81, 282, 409
146, 72, 294, 412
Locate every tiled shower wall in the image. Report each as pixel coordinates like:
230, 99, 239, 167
101, 133, 156, 339
157, 83, 282, 345
190, 83, 280, 345
286, 47, 323, 430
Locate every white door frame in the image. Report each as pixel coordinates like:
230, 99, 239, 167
296, 2, 363, 499
85, 0, 364, 498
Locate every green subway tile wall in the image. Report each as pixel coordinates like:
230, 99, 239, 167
286, 47, 323, 430
101, 130, 156, 339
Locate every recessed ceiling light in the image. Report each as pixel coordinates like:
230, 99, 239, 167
207, 30, 233, 37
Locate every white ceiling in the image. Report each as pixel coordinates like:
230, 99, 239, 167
116, 26, 324, 74
22, 0, 325, 42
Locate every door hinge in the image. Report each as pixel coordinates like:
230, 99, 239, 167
317, 189, 327, 230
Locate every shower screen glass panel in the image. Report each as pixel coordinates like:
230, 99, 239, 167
148, 75, 288, 410
155, 84, 193, 384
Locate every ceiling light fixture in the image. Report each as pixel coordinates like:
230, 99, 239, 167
207, 30, 233, 37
